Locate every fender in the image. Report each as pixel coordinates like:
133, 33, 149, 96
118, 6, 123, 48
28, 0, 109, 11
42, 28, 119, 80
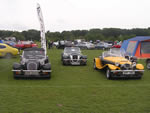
107, 64, 119, 70
136, 64, 144, 70
94, 58, 106, 69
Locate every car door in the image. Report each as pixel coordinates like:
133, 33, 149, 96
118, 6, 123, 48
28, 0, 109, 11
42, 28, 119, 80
0, 45, 7, 56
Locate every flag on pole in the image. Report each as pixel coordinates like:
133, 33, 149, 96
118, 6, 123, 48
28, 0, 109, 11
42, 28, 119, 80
37, 3, 47, 55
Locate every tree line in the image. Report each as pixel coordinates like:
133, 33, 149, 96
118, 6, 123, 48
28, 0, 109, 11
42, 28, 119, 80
1, 28, 150, 41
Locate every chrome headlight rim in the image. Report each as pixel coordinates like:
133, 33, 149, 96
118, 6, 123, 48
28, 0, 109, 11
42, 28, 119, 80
115, 62, 120, 67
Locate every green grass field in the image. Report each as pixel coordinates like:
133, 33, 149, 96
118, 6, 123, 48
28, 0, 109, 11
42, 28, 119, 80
0, 49, 150, 113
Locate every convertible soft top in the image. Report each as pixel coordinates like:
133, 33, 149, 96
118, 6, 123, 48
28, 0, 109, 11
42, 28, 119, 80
24, 47, 44, 51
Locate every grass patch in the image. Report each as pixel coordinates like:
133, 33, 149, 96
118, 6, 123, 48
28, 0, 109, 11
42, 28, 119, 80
0, 49, 150, 113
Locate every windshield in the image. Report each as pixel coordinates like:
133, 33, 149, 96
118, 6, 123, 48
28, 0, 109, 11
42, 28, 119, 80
23, 50, 45, 59
64, 47, 81, 53
103, 48, 125, 57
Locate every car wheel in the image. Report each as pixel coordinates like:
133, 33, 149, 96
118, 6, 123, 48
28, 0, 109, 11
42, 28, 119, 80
46, 73, 51, 79
147, 61, 150, 70
93, 61, 97, 70
13, 73, 19, 79
5, 53, 12, 58
62, 61, 66, 65
106, 68, 112, 79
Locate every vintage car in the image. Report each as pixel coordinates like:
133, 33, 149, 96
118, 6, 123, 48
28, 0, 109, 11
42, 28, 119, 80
15, 41, 37, 50
61, 47, 87, 65
93, 48, 144, 79
0, 43, 19, 58
146, 59, 150, 69
12, 47, 51, 79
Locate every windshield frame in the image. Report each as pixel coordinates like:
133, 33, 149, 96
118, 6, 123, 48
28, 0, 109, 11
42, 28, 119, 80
23, 50, 45, 59
64, 47, 81, 53
102, 49, 125, 57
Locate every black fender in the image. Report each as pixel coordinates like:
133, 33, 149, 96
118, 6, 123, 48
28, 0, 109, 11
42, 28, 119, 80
13, 63, 22, 70
81, 55, 87, 59
43, 63, 51, 70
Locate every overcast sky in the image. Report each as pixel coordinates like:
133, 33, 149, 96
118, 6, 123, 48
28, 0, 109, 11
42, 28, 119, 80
0, 0, 150, 32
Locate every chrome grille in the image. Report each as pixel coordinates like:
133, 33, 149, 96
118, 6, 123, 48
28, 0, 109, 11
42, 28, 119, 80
121, 63, 131, 70
72, 55, 78, 62
73, 55, 78, 59
27, 62, 37, 70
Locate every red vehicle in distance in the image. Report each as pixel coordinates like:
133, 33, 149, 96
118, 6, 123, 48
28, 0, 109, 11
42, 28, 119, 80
112, 44, 121, 48
15, 41, 38, 50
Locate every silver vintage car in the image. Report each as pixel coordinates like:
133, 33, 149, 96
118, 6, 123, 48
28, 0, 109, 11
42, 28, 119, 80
61, 47, 87, 65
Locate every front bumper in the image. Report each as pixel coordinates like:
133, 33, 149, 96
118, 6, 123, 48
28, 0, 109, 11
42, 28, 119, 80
12, 70, 52, 77
63, 59, 87, 65
110, 70, 144, 78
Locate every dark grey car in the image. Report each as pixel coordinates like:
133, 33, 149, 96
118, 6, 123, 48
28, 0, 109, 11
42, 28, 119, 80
12, 47, 52, 79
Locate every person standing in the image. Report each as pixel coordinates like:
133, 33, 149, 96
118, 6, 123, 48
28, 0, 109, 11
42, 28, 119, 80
48, 40, 51, 49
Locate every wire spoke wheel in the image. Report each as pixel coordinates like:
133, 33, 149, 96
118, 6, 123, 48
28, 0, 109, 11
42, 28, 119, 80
106, 68, 112, 79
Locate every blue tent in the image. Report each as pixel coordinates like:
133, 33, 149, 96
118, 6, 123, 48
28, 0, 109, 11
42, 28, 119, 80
121, 36, 150, 58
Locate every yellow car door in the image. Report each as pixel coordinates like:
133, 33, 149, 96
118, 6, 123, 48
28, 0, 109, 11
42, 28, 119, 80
0, 44, 7, 57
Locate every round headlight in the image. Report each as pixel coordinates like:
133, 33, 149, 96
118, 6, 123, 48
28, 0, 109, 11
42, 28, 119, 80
40, 60, 45, 65
115, 62, 119, 67
132, 62, 136, 68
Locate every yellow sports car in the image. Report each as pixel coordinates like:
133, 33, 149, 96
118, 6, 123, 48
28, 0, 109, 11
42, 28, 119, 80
94, 48, 144, 79
0, 43, 19, 58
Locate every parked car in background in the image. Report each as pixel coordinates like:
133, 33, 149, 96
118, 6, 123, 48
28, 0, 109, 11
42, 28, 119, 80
15, 41, 37, 50
95, 42, 111, 49
75, 42, 95, 49
0, 43, 19, 58
4, 41, 17, 48
146, 59, 150, 69
61, 47, 87, 65
112, 44, 121, 48
85, 42, 95, 49
65, 41, 74, 47
53, 41, 59, 47
75, 42, 87, 49
57, 40, 65, 49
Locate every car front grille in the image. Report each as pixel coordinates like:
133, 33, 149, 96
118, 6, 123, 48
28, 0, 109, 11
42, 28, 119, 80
27, 62, 37, 70
121, 63, 131, 70
73, 55, 78, 59
72, 55, 78, 62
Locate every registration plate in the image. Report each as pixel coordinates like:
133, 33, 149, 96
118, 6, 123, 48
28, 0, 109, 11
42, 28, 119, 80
123, 71, 135, 75
25, 71, 39, 75
71, 62, 80, 65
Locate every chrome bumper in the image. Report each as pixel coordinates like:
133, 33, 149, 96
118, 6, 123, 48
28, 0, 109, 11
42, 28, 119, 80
111, 70, 144, 72
12, 70, 52, 72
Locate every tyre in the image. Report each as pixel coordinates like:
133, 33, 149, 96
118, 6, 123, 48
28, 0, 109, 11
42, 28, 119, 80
93, 61, 97, 70
62, 61, 66, 65
5, 53, 12, 58
13, 73, 19, 79
106, 68, 112, 79
46, 73, 51, 79
146, 61, 150, 70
